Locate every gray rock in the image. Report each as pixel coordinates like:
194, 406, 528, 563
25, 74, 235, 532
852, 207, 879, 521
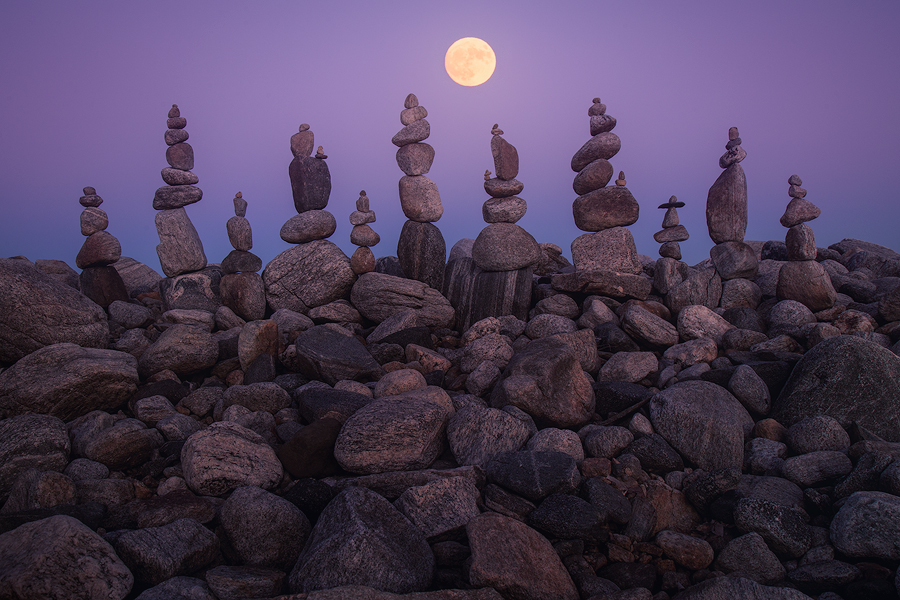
82, 417, 163, 471
656, 530, 714, 570
134, 576, 215, 600
152, 185, 202, 210
551, 268, 652, 300
491, 134, 519, 180
219, 272, 266, 321
490, 336, 595, 428
155, 208, 207, 277
662, 338, 718, 367
392, 118, 430, 146
524, 313, 577, 339
674, 575, 813, 599
205, 565, 285, 600
447, 404, 534, 468
650, 380, 753, 471
572, 187, 639, 232
35, 258, 79, 289
443, 258, 532, 331
289, 156, 331, 213
771, 335, 900, 441
181, 421, 282, 496
114, 518, 219, 586
221, 250, 262, 274
733, 497, 811, 558
571, 132, 621, 172
76, 231, 122, 268
830, 491, 900, 560
263, 240, 356, 314
156, 413, 202, 442
280, 210, 337, 244
483, 177, 524, 198
526, 427, 584, 461
785, 224, 817, 261
334, 388, 452, 474
1, 468, 75, 514
720, 277, 762, 310
0, 415, 69, 501
289, 486, 434, 593
0, 258, 109, 362
677, 304, 734, 345
467, 511, 578, 600
714, 532, 785, 584
471, 223, 541, 272
393, 476, 481, 539
621, 304, 679, 349
486, 451, 580, 502
158, 267, 222, 312
728, 364, 771, 415
482, 196, 527, 223
0, 515, 133, 599
138, 325, 218, 378
780, 451, 852, 487
786, 415, 850, 453
352, 272, 455, 328
398, 175, 443, 222
108, 300, 153, 329
583, 425, 634, 459
626, 433, 685, 474
706, 163, 747, 244
284, 325, 383, 386
598, 351, 658, 383
397, 220, 446, 290
220, 485, 310, 570
571, 228, 643, 274
653, 257, 689, 296
0, 343, 138, 421
64, 458, 109, 482
710, 241, 758, 280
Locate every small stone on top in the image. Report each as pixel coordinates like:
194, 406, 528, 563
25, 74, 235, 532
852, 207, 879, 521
315, 146, 327, 159
356, 191, 369, 212
658, 195, 685, 209
588, 98, 606, 116
83, 186, 96, 196
616, 171, 626, 186
788, 174, 802, 186
491, 124, 503, 136
484, 170, 492, 181
233, 192, 248, 217
728, 127, 740, 140
299, 124, 310, 132
404, 93, 419, 109
168, 104, 180, 119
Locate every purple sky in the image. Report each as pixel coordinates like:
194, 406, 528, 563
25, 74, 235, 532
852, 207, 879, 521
2, 1, 898, 274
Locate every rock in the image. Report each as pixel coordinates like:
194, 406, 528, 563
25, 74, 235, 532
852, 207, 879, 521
393, 476, 481, 540
655, 530, 714, 570
289, 156, 331, 213
134, 576, 214, 600
719, 277, 762, 310
223, 382, 291, 414
714, 532, 785, 584
284, 325, 383, 385
706, 163, 747, 244
482, 196, 527, 223
673, 576, 813, 599
728, 364, 771, 414
219, 272, 266, 321
447, 404, 534, 468
79, 266, 129, 308
442, 258, 532, 332
155, 208, 207, 277
626, 433, 685, 474
526, 428, 584, 461
528, 493, 608, 542
665, 267, 722, 315
490, 336, 595, 428
220, 485, 310, 570
294, 385, 373, 423
621, 304, 679, 349
571, 132, 621, 172
396, 143, 435, 176
830, 491, 900, 560
158, 267, 222, 312
572, 158, 613, 194
584, 425, 633, 459
278, 417, 342, 479
0, 343, 138, 421
114, 518, 219, 586
76, 231, 121, 268
677, 305, 734, 346
35, 258, 80, 289
571, 228, 643, 274
491, 134, 519, 180
582, 477, 632, 525
780, 451, 852, 487
263, 240, 356, 314
598, 351, 658, 383
780, 197, 821, 227
785, 224, 817, 261
205, 566, 285, 600
82, 417, 163, 471
352, 272, 455, 328
733, 497, 811, 558
398, 175, 443, 222
786, 415, 850, 453
0, 515, 133, 599
776, 260, 836, 312
483, 177, 524, 198
0, 415, 69, 501
771, 335, 900, 441
181, 421, 282, 496
0, 258, 109, 362
486, 451, 580, 502
391, 119, 431, 146
289, 486, 434, 594
471, 223, 541, 272
138, 325, 218, 378
662, 338, 718, 367
467, 512, 578, 600
280, 210, 337, 244
572, 187, 639, 232
165, 142, 194, 170
710, 241, 758, 280
2, 469, 75, 513
650, 380, 753, 471
524, 313, 576, 339
160, 167, 199, 185
397, 220, 446, 290
551, 269, 652, 300
290, 127, 315, 158
152, 185, 203, 211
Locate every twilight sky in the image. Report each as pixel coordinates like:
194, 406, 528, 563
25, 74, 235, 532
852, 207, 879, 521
2, 1, 898, 275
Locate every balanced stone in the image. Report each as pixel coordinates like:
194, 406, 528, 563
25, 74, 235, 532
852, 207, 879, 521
164, 128, 189, 145
571, 227, 643, 274
400, 105, 427, 125
484, 177, 524, 198
491, 127, 519, 180
290, 124, 314, 158
351, 247, 376, 275
483, 196, 527, 223
79, 187, 103, 207
396, 143, 435, 176
356, 192, 370, 212
227, 216, 252, 251
404, 93, 418, 108
572, 158, 613, 195
471, 223, 541, 272
161, 167, 199, 186
166, 143, 194, 171
780, 197, 821, 227
659, 242, 682, 259
710, 241, 759, 280
654, 225, 689, 243
289, 155, 331, 213
397, 221, 445, 290
398, 175, 443, 222
350, 224, 380, 247
222, 250, 262, 274
662, 207, 679, 228
572, 186, 639, 231
155, 208, 207, 277
76, 231, 121, 268
785, 223, 817, 260
590, 114, 617, 135
233, 192, 247, 217
280, 210, 337, 244
263, 240, 355, 314
152, 185, 202, 210
391, 119, 430, 147
588, 98, 607, 116
571, 132, 621, 172
80, 207, 108, 236
349, 210, 376, 225
706, 128, 748, 243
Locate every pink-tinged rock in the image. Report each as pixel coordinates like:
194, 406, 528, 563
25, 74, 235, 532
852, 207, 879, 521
76, 231, 121, 268
164, 128, 189, 146
491, 135, 519, 180
482, 196, 527, 223
79, 266, 129, 309
166, 143, 194, 171
710, 241, 758, 280
776, 260, 837, 312
483, 177, 524, 198
785, 224, 816, 261
289, 156, 331, 213
780, 197, 821, 227
397, 220, 445, 290
598, 351, 658, 383
161, 167, 199, 185
391, 119, 430, 147
152, 185, 203, 210
467, 512, 579, 600
572, 186, 639, 231
396, 142, 435, 176
280, 210, 337, 244
350, 224, 380, 247
706, 163, 747, 243
80, 207, 108, 236
290, 128, 314, 158
654, 224, 690, 243
220, 272, 266, 322
398, 175, 443, 222
590, 114, 617, 135
551, 269, 652, 300
571, 228, 643, 274
571, 132, 621, 172
572, 158, 613, 195
400, 105, 427, 125
676, 304, 734, 346
350, 246, 375, 274
663, 337, 719, 366
263, 240, 355, 314
471, 223, 541, 272
155, 208, 207, 277
656, 530, 714, 570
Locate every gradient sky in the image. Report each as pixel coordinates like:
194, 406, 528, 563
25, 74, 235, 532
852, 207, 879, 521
2, 1, 898, 275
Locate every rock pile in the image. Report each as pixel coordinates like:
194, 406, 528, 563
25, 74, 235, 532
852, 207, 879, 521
553, 98, 651, 301
75, 187, 128, 308
445, 126, 540, 331
262, 125, 355, 315
776, 175, 837, 312
393, 93, 446, 290
706, 127, 759, 281
220, 192, 266, 321
348, 191, 380, 275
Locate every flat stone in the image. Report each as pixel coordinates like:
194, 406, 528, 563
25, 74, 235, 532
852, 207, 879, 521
676, 304, 734, 346
155, 208, 207, 277
289, 156, 331, 213
486, 451, 580, 502
79, 193, 103, 207
483, 177, 524, 198
706, 163, 748, 243
621, 304, 679, 348
598, 351, 658, 383
400, 105, 427, 125
398, 175, 443, 222
471, 223, 541, 272
205, 566, 285, 600
352, 272, 454, 328
572, 158, 613, 195
572, 186, 639, 231
551, 269, 652, 300
137, 324, 218, 378
111, 256, 162, 295
653, 225, 690, 243
571, 132, 621, 172
391, 119, 430, 147
571, 227, 643, 274
280, 210, 337, 243
161, 168, 199, 185
263, 240, 355, 314
284, 325, 383, 385
397, 220, 445, 290
482, 196, 527, 223
395, 143, 435, 176
780, 451, 852, 487
152, 185, 202, 210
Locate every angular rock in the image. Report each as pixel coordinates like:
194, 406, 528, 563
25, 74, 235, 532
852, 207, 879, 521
714, 532, 785, 584
486, 451, 580, 502
674, 576, 813, 599
114, 518, 218, 586
219, 271, 266, 322
528, 493, 608, 543
665, 267, 722, 315
138, 325, 218, 378
830, 491, 900, 560
677, 304, 734, 346
776, 260, 836, 312
447, 404, 533, 468
0, 415, 69, 502
442, 258, 531, 332
155, 208, 207, 277
263, 240, 355, 314
733, 497, 811, 558
571, 227, 643, 274
621, 304, 679, 349
393, 476, 481, 540
284, 325, 383, 385
710, 241, 758, 280
491, 134, 519, 180
158, 267, 222, 312
352, 272, 455, 328
398, 175, 443, 222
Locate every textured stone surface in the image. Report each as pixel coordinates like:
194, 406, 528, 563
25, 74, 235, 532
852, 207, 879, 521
831, 491, 900, 559
398, 175, 443, 222
280, 210, 337, 244
0, 415, 69, 501
571, 132, 621, 172
443, 258, 532, 332
706, 163, 747, 243
263, 240, 356, 314
138, 324, 218, 378
285, 325, 384, 385
571, 227, 643, 274
572, 158, 613, 194
397, 220, 446, 290
352, 272, 455, 328
289, 156, 331, 213
396, 143, 435, 176
114, 518, 219, 586
393, 476, 481, 540
572, 186, 639, 232
447, 404, 533, 468
776, 260, 836, 312
471, 223, 541, 272
155, 208, 207, 277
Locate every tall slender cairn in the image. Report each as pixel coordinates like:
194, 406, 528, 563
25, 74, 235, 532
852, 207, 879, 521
348, 191, 380, 275
220, 192, 265, 321
75, 186, 128, 307
393, 93, 446, 290
552, 98, 651, 300
776, 174, 836, 311
652, 195, 690, 297
262, 125, 355, 314
444, 125, 539, 331
154, 105, 221, 312
706, 127, 758, 280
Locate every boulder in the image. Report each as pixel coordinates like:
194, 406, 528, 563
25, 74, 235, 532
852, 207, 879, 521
471, 223, 541, 272
776, 260, 837, 312
447, 404, 534, 468
397, 220, 446, 290
706, 163, 747, 244
572, 187, 639, 232
352, 272, 455, 328
0, 415, 69, 501
289, 156, 331, 213
570, 228, 643, 274
443, 258, 532, 332
137, 325, 218, 378
114, 518, 219, 586
393, 476, 481, 540
283, 325, 384, 386
263, 240, 355, 313
830, 491, 900, 560
158, 267, 222, 313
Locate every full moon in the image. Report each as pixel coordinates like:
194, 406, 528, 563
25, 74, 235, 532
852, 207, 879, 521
445, 38, 496, 86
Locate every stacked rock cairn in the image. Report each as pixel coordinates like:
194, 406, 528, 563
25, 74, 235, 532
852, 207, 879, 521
651, 196, 691, 297
705, 127, 759, 281
153, 105, 207, 280
220, 192, 265, 321
553, 98, 650, 300
261, 125, 355, 315
776, 174, 837, 311
348, 191, 380, 275
75, 187, 128, 307
392, 93, 446, 290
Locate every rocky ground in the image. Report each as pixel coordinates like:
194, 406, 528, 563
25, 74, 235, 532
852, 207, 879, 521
2, 236, 900, 600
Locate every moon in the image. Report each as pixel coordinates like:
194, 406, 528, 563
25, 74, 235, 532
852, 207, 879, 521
445, 38, 496, 86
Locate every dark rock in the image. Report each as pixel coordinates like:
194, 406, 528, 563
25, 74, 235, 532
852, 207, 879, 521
165, 142, 194, 170
528, 493, 609, 542
710, 241, 759, 280
152, 185, 202, 210
831, 491, 900, 560
289, 156, 331, 213
581, 476, 632, 525
572, 158, 613, 195
351, 272, 455, 328
572, 186, 639, 232
397, 220, 445, 290
485, 451, 581, 502
706, 163, 747, 244
776, 260, 837, 312
447, 404, 533, 468
665, 267, 722, 315
114, 518, 219, 586
295, 385, 373, 423
158, 266, 222, 312
733, 497, 811, 558
79, 266, 129, 308
626, 433, 685, 474
283, 478, 334, 523
471, 223, 541, 271
284, 325, 384, 385
278, 417, 343, 479
138, 325, 218, 378
714, 532, 785, 584
393, 476, 481, 540
673, 576, 814, 599
205, 565, 285, 600
263, 240, 355, 314
443, 258, 532, 332
597, 562, 657, 591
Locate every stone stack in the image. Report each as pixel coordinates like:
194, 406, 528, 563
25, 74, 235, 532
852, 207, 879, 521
154, 105, 222, 313
445, 126, 540, 330
652, 196, 690, 297
706, 127, 758, 280
348, 191, 380, 275
552, 98, 650, 300
75, 187, 128, 308
393, 93, 446, 290
776, 174, 836, 311
220, 192, 265, 321
262, 125, 355, 315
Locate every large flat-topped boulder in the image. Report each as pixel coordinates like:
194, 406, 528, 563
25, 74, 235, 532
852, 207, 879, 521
351, 272, 454, 328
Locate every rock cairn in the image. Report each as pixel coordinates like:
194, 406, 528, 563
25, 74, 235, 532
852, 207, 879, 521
220, 192, 265, 321
75, 187, 128, 307
348, 191, 380, 275
553, 98, 650, 301
393, 93, 446, 290
651, 196, 691, 299
706, 127, 758, 281
776, 174, 837, 311
261, 125, 355, 315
